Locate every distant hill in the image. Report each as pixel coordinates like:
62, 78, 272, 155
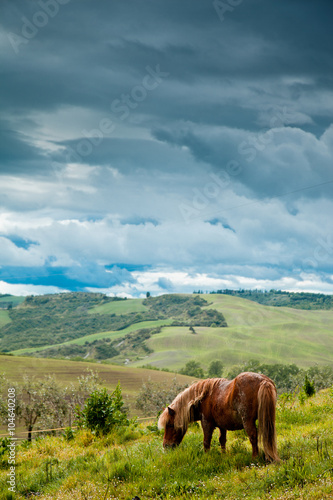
0, 292, 226, 352
0, 293, 25, 309
208, 289, 333, 309
2, 291, 333, 372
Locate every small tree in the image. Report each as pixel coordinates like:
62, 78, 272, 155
208, 360, 224, 378
17, 377, 47, 442
66, 369, 101, 426
303, 375, 315, 397
80, 383, 128, 435
40, 376, 68, 429
179, 361, 204, 378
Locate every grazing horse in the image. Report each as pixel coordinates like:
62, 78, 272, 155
158, 371, 279, 462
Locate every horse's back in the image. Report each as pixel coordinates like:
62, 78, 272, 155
208, 372, 274, 428
230, 372, 276, 414
234, 372, 275, 393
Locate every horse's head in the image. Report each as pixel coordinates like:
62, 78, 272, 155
158, 407, 186, 448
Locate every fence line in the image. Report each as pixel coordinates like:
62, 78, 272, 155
0, 416, 157, 438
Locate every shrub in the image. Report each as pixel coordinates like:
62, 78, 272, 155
179, 360, 205, 378
63, 427, 74, 441
79, 383, 129, 435
303, 375, 315, 397
208, 360, 224, 378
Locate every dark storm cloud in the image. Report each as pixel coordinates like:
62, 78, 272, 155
1, 0, 332, 127
153, 122, 333, 200
55, 136, 194, 173
1, 0, 333, 295
0, 120, 48, 174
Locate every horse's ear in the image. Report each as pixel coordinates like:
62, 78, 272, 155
167, 407, 175, 417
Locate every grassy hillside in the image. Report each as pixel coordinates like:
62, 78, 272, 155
0, 309, 11, 328
0, 354, 193, 411
0, 294, 25, 309
1, 389, 332, 499
0, 293, 226, 352
11, 320, 174, 356
88, 298, 147, 315
5, 293, 333, 371
209, 289, 333, 309
130, 294, 333, 370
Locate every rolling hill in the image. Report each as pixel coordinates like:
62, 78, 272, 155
1, 292, 333, 372
0, 292, 225, 352
131, 294, 333, 370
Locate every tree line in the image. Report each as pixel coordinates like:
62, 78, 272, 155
204, 289, 333, 310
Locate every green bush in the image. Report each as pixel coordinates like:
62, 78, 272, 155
208, 360, 224, 378
79, 383, 129, 435
179, 360, 204, 378
303, 375, 316, 397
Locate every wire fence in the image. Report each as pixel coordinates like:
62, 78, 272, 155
0, 415, 157, 440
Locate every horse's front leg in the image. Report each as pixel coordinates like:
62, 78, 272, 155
219, 428, 227, 453
201, 417, 215, 452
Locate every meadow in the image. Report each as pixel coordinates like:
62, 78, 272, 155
0, 310, 10, 328
1, 388, 332, 499
131, 294, 333, 370
11, 319, 174, 356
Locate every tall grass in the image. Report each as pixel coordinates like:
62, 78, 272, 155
1, 390, 333, 499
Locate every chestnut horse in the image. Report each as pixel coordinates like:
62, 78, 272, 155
158, 371, 279, 462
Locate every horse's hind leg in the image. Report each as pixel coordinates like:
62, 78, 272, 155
219, 428, 227, 453
242, 419, 258, 458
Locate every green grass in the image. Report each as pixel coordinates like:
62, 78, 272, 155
7, 293, 333, 370
0, 310, 11, 328
1, 389, 333, 499
129, 294, 333, 370
11, 319, 173, 355
88, 298, 146, 315
0, 295, 25, 307
2, 292, 223, 353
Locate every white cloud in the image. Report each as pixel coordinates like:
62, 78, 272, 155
83, 269, 333, 297
0, 280, 68, 296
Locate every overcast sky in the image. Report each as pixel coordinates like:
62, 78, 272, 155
0, 0, 333, 297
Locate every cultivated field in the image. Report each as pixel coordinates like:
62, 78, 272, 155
0, 354, 192, 404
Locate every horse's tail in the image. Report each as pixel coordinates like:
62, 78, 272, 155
257, 380, 280, 462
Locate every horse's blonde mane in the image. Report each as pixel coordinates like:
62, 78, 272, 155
158, 378, 223, 432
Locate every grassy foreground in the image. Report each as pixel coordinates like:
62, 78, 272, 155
1, 390, 333, 499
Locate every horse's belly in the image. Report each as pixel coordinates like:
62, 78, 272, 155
216, 410, 243, 430
225, 421, 244, 431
